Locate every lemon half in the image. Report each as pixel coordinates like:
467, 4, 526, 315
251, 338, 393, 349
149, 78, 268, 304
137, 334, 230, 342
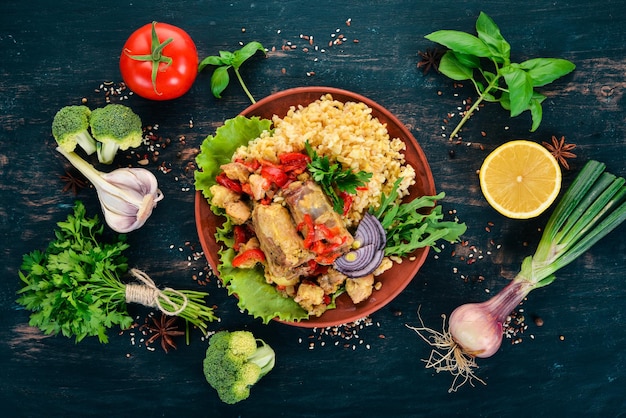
479, 140, 562, 219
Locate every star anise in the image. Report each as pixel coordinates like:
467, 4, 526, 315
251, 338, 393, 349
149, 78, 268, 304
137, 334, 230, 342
417, 48, 445, 75
542, 135, 577, 170
145, 314, 185, 353
59, 169, 88, 195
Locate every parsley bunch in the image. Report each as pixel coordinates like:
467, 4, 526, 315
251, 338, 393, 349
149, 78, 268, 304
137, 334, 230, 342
305, 141, 373, 214
17, 201, 216, 343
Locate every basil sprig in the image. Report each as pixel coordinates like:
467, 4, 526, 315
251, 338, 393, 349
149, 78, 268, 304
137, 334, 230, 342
425, 12, 575, 138
199, 41, 266, 104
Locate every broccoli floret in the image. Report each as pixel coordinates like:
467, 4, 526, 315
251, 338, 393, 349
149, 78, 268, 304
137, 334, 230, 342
203, 330, 276, 404
90, 104, 143, 164
51, 105, 97, 155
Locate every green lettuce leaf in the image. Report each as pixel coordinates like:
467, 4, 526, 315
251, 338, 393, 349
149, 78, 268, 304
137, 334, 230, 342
218, 246, 308, 324
194, 115, 272, 199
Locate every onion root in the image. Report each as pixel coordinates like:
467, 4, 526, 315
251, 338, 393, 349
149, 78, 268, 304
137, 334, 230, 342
406, 307, 486, 393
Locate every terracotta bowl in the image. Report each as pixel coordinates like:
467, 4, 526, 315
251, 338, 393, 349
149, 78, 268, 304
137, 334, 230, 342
195, 86, 436, 328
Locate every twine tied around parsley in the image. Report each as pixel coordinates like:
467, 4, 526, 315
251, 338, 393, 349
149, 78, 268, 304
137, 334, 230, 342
125, 268, 188, 316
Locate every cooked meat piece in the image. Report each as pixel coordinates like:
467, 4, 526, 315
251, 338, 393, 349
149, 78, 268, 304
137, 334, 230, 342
283, 180, 354, 253
317, 268, 348, 295
294, 281, 327, 317
373, 257, 393, 276
252, 203, 314, 284
345, 274, 374, 304
248, 173, 270, 201
221, 161, 252, 183
210, 184, 251, 224
239, 237, 260, 252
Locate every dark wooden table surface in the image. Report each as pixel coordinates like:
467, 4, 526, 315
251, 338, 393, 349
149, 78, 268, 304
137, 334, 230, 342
2, 1, 625, 417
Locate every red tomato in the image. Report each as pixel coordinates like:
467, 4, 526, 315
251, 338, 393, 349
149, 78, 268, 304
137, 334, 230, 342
120, 21, 198, 100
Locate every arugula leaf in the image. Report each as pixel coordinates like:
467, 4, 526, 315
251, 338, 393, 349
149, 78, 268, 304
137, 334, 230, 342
370, 178, 467, 257
198, 41, 266, 103
305, 141, 373, 214
425, 11, 575, 138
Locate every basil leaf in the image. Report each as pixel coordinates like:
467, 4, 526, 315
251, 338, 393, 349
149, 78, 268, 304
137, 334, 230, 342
475, 11, 511, 63
452, 51, 480, 69
529, 92, 546, 132
219, 50, 235, 63
519, 58, 576, 87
425, 30, 492, 57
210, 65, 231, 98
232, 41, 265, 69
438, 51, 474, 81
529, 99, 543, 132
198, 42, 266, 102
502, 66, 533, 117
198, 55, 227, 71
499, 91, 510, 110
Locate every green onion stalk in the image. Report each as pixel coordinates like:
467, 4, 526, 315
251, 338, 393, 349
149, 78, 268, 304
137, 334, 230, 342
407, 160, 626, 392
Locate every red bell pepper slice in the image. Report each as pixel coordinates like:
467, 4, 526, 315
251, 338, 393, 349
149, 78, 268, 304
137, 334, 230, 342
279, 152, 311, 175
232, 248, 266, 268
233, 225, 253, 252
279, 152, 310, 164
297, 214, 348, 264
260, 165, 289, 188
234, 158, 260, 171
298, 214, 316, 249
216, 172, 243, 194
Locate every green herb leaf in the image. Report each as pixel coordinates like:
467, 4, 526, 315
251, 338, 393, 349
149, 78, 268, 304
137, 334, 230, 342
198, 41, 266, 103
438, 51, 475, 81
475, 11, 510, 63
425, 11, 575, 137
519, 58, 576, 87
198, 55, 227, 71
305, 141, 372, 214
425, 30, 492, 57
371, 178, 467, 257
16, 201, 131, 343
232, 41, 265, 69
501, 66, 534, 117
210, 65, 231, 99
528, 92, 546, 132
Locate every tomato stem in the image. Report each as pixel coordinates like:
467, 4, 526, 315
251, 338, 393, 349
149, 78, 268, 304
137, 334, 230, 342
124, 21, 174, 96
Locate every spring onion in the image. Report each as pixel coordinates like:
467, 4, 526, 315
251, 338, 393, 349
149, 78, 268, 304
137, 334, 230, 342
407, 160, 626, 392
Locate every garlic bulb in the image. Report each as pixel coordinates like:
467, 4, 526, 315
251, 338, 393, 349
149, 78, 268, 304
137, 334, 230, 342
57, 147, 164, 233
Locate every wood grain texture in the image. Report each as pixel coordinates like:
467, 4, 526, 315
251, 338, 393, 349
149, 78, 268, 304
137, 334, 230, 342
1, 1, 626, 416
